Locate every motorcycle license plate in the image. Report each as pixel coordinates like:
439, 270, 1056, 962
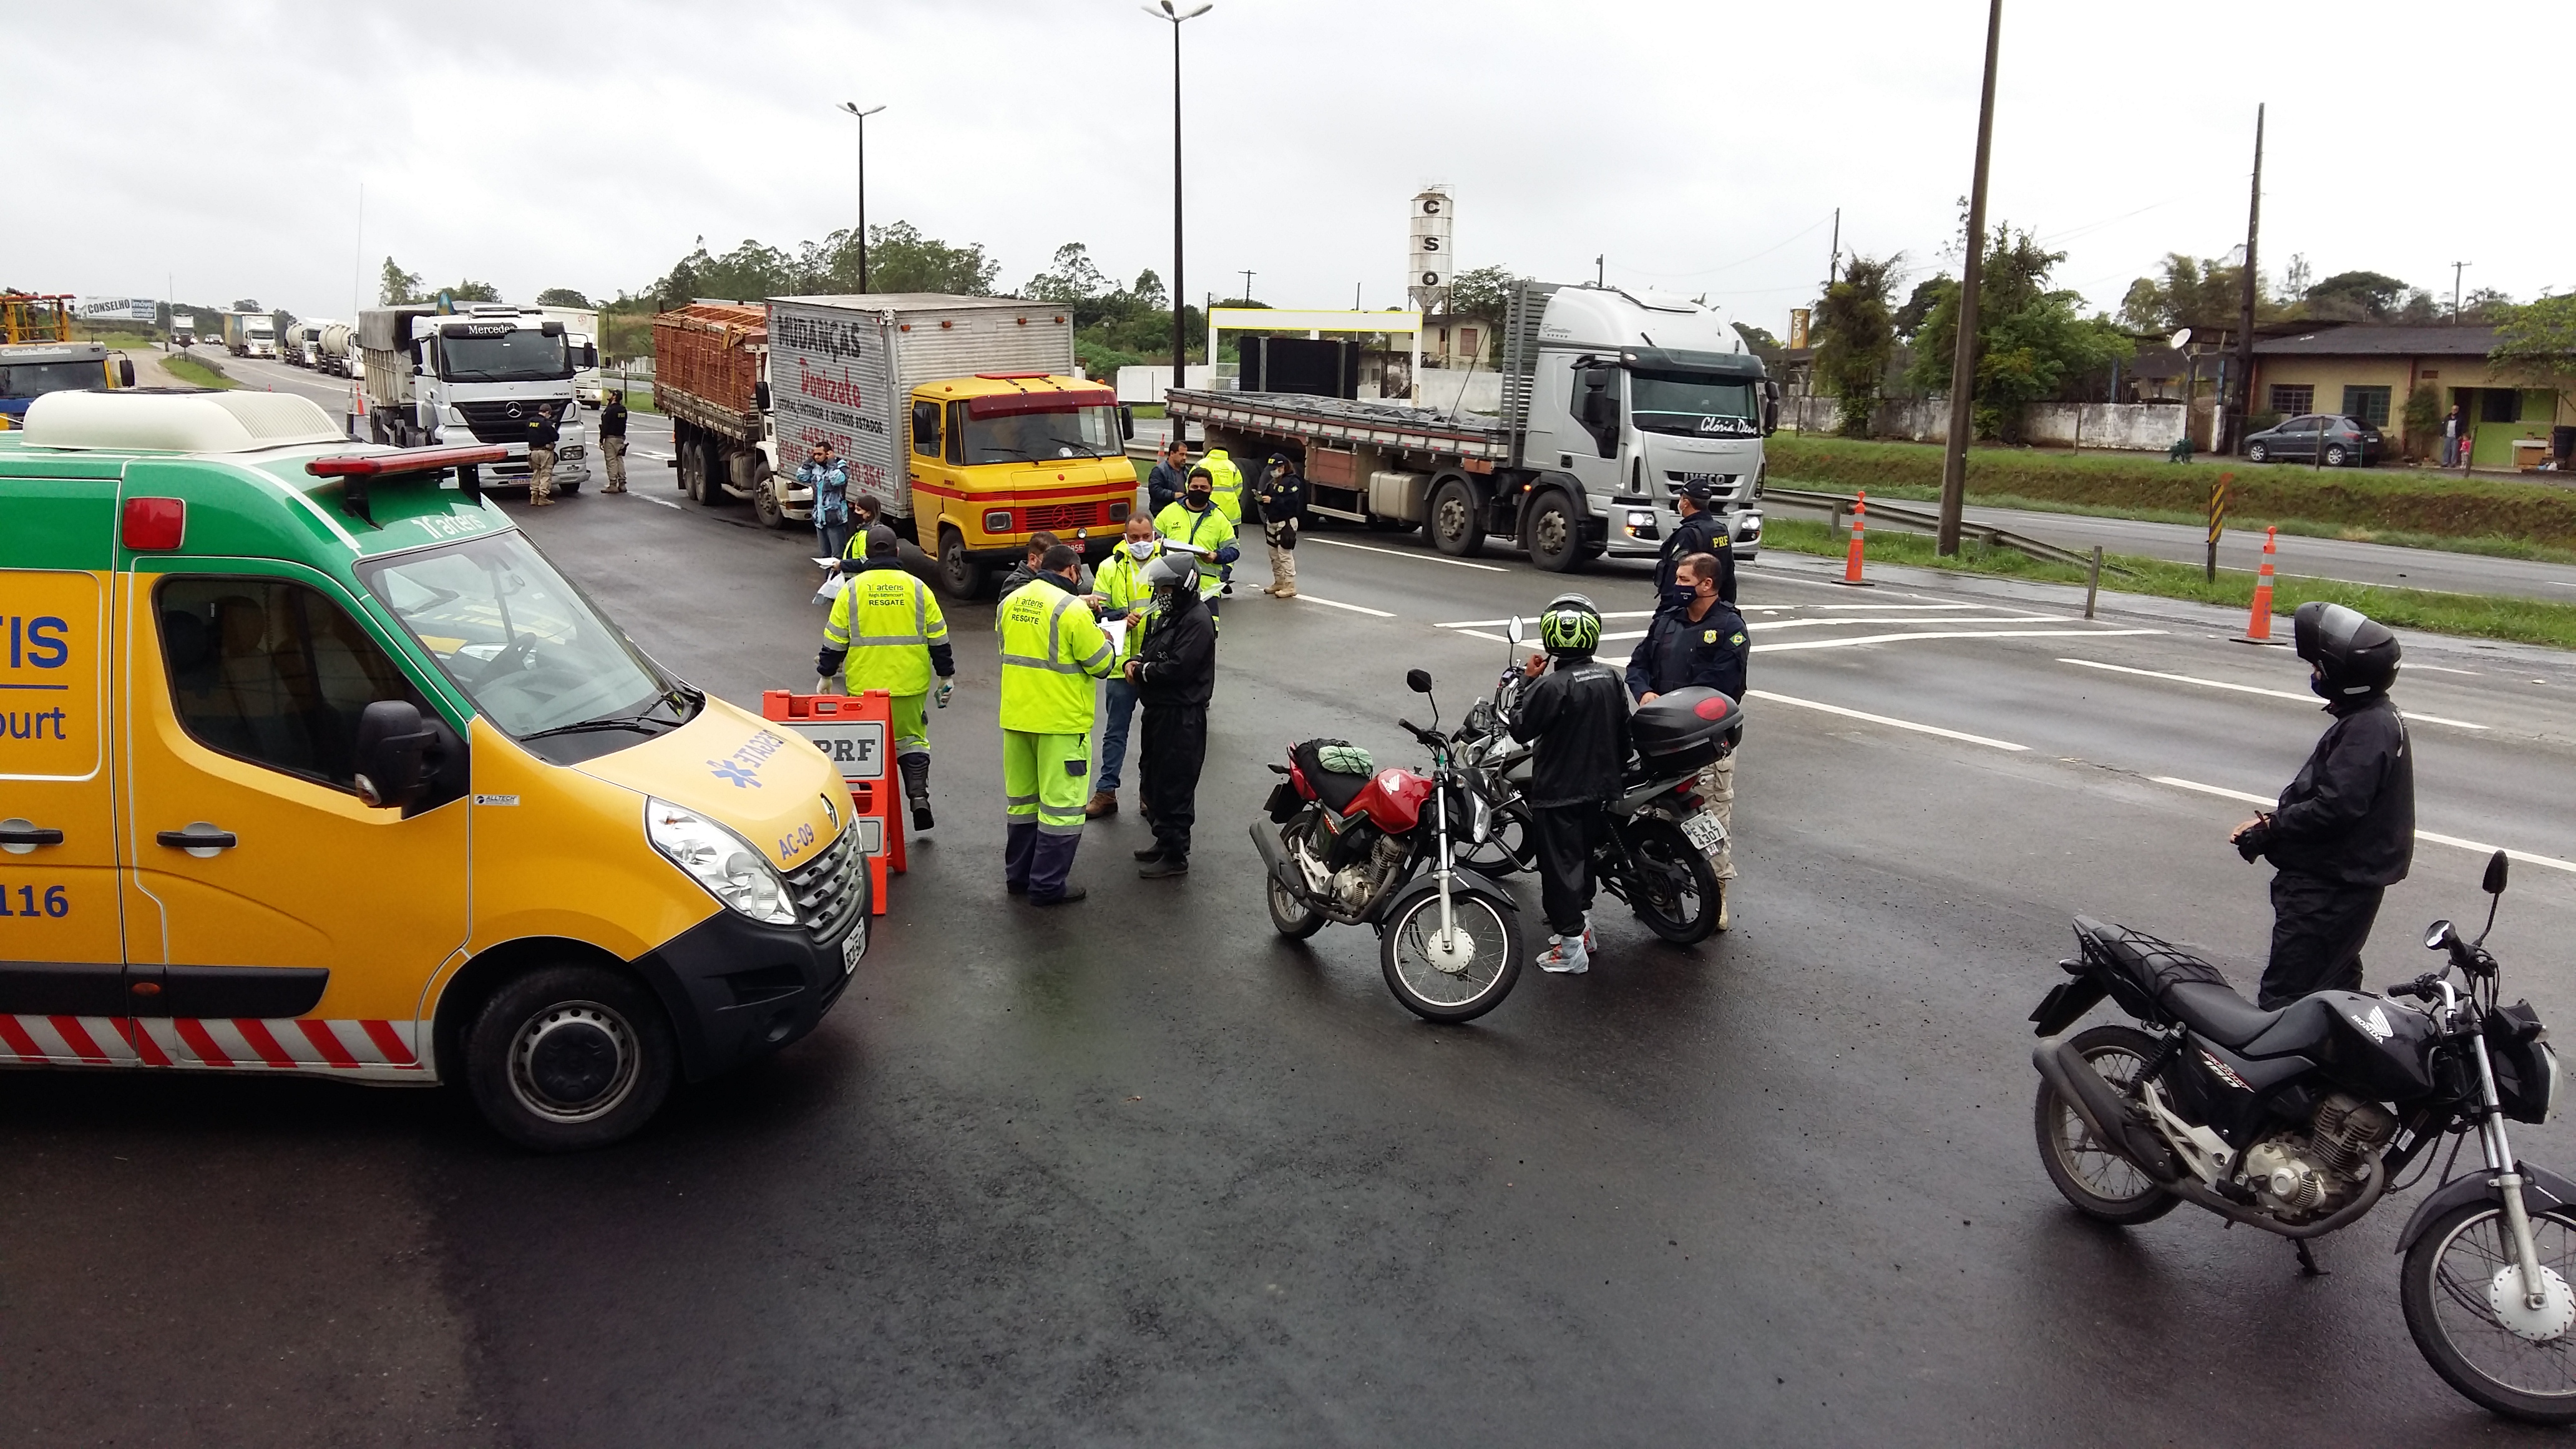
1681, 812, 1726, 852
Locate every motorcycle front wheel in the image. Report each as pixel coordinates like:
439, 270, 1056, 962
1266, 819, 1328, 940
2402, 1198, 2576, 1424
1379, 888, 1522, 1024
2032, 1023, 2180, 1225
1623, 819, 1721, 945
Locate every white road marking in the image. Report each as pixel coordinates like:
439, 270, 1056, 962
1289, 594, 1395, 618
1454, 630, 1515, 646
1439, 602, 2023, 630
1745, 602, 2006, 612
638, 449, 673, 461
2409, 663, 2482, 676
1755, 613, 2066, 632
1754, 628, 2165, 653
2152, 776, 2576, 875
1747, 689, 2028, 751
1307, 537, 1508, 572
2059, 658, 2489, 730
638, 494, 683, 509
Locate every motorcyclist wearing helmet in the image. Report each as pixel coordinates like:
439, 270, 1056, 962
1129, 552, 1217, 878
1651, 477, 1737, 605
2229, 602, 2417, 1008
1511, 593, 1632, 975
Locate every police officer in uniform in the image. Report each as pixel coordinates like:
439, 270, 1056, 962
1627, 550, 1748, 928
1130, 554, 1216, 878
1511, 595, 1631, 975
2230, 603, 2416, 1008
816, 525, 955, 831
1652, 477, 1736, 602
997, 542, 1120, 904
524, 402, 562, 506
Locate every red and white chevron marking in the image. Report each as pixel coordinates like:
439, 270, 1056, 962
0, 1015, 427, 1081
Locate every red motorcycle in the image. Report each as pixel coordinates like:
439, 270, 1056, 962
1252, 669, 1526, 1023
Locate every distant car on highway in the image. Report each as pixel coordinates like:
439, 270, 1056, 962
2242, 413, 2384, 467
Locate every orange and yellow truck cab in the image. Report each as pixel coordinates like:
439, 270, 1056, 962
0, 389, 867, 1149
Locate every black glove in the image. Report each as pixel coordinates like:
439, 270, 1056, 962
2234, 822, 2270, 863
816, 646, 847, 680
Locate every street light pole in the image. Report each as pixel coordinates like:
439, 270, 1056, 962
1936, 0, 2003, 557
1144, 2, 1212, 394
838, 102, 887, 291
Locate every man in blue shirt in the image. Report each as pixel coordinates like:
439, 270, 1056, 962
799, 442, 852, 561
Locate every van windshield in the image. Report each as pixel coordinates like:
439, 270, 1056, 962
1629, 371, 1762, 439
358, 531, 693, 740
962, 403, 1120, 463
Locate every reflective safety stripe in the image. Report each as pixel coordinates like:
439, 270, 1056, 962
1006, 793, 1040, 806
847, 632, 927, 646
1036, 820, 1085, 837
1075, 640, 1114, 671
823, 622, 851, 645
999, 651, 1085, 675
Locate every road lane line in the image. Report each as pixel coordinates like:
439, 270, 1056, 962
1754, 613, 2067, 631
1754, 628, 2164, 653
2150, 776, 2576, 874
1306, 537, 1508, 572
1453, 630, 1514, 645
1745, 689, 2028, 751
638, 494, 682, 509
2059, 658, 2489, 730
1289, 595, 1395, 618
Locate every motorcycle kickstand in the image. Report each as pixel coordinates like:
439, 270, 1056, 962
2292, 1239, 2328, 1278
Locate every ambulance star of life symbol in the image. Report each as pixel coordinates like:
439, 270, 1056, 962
708, 759, 763, 788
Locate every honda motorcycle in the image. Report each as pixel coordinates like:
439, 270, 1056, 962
2029, 851, 2572, 1423
1450, 618, 1737, 944
1252, 668, 1525, 1023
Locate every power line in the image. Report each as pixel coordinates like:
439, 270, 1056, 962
1606, 213, 1835, 279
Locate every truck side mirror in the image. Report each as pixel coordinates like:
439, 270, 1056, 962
754, 381, 771, 411
352, 700, 436, 809
578, 343, 598, 369
117, 357, 137, 388
1120, 404, 1135, 442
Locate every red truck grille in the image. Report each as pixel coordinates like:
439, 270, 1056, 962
1024, 502, 1103, 532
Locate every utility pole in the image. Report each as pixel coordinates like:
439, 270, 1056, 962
2452, 261, 2471, 323
837, 102, 887, 290
1827, 206, 1842, 290
1936, 0, 2003, 557
1145, 2, 1213, 393
1239, 268, 1255, 302
2229, 104, 2263, 455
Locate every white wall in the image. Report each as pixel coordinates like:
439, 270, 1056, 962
1116, 364, 1215, 403
1778, 395, 2213, 452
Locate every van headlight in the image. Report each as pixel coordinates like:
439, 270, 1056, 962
645, 798, 796, 924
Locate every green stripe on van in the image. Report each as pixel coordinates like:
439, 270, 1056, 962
0, 489, 117, 569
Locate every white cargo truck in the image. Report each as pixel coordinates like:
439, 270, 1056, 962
538, 305, 605, 406
1166, 282, 1776, 570
170, 313, 198, 347
356, 304, 594, 489
222, 311, 277, 358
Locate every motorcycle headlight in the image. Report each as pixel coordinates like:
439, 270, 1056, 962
645, 798, 796, 924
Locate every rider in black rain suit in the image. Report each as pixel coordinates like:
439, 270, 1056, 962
2230, 602, 2416, 1008
1512, 595, 1631, 975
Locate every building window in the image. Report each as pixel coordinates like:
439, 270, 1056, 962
2341, 385, 2391, 427
2481, 388, 2522, 424
1458, 327, 1479, 356
2269, 384, 2314, 414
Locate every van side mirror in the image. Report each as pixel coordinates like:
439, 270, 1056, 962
1120, 404, 1136, 442
2484, 849, 2509, 895
353, 700, 436, 809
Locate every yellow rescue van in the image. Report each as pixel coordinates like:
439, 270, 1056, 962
0, 389, 867, 1149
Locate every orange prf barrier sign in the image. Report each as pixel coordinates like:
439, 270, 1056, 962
763, 688, 903, 914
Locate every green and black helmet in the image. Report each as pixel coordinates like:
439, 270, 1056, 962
1538, 592, 1602, 656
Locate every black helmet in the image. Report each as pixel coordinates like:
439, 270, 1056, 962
2293, 602, 2400, 697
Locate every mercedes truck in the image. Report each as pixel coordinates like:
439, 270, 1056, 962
357, 305, 594, 489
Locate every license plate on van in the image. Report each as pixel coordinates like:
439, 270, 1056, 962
842, 917, 869, 974
1681, 812, 1726, 852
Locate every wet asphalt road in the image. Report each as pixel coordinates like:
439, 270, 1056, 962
11, 447, 2576, 1446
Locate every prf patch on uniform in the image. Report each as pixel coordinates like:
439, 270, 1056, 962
2, 570, 100, 781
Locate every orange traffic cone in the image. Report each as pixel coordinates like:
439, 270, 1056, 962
2238, 525, 2283, 645
1837, 490, 1873, 587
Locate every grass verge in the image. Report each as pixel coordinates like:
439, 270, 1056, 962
162, 354, 236, 389
1760, 517, 2576, 651
1768, 434, 2576, 553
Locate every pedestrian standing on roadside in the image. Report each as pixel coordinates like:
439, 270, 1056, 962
1131, 554, 1216, 879
1252, 452, 1306, 598
801, 443, 852, 562
2441, 405, 2464, 468
997, 544, 1121, 905
1146, 438, 1193, 515
524, 402, 562, 506
1086, 517, 1162, 819
598, 392, 630, 492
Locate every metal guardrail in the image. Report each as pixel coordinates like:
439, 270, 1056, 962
1764, 486, 2135, 575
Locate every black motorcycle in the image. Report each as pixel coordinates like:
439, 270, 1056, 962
2030, 851, 2570, 1423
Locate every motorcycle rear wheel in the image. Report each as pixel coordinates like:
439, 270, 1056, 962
2402, 1198, 2576, 1424
1624, 819, 1720, 945
1379, 889, 1521, 1024
2032, 1024, 2180, 1225
1458, 802, 1534, 876
1266, 821, 1327, 940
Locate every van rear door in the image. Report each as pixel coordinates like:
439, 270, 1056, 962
0, 479, 139, 1065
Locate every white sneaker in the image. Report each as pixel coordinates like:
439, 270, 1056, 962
1581, 914, 1598, 955
1539, 934, 1589, 974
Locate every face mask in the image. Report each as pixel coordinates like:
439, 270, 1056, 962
1188, 489, 1211, 507
1663, 585, 1698, 608
1126, 540, 1155, 560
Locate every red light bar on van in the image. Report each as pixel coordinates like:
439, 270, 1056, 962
122, 497, 186, 553
305, 444, 508, 479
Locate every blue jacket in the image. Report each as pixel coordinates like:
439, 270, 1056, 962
799, 459, 851, 524
1626, 600, 1749, 703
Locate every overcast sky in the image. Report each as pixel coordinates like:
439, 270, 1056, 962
11, 1, 2565, 333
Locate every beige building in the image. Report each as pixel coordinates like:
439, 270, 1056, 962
2251, 324, 2569, 468
1421, 314, 1494, 371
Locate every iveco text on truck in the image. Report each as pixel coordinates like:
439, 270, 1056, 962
358, 305, 595, 489
1166, 283, 1774, 572
765, 293, 1136, 597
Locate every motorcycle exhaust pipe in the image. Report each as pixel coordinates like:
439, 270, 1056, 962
1247, 818, 1308, 897
2033, 1038, 2184, 1184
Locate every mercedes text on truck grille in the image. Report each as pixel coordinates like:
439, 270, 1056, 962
0, 390, 869, 1149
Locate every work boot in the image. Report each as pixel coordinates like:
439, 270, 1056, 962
1538, 933, 1590, 975
1715, 883, 1730, 933
1138, 854, 1189, 879
1273, 583, 1297, 599
910, 798, 935, 831
1133, 844, 1166, 862
1030, 885, 1088, 906
1085, 789, 1118, 819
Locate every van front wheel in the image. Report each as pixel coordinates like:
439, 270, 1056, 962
464, 964, 677, 1152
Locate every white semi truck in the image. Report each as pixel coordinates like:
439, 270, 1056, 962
170, 313, 198, 346
539, 305, 605, 406
222, 311, 277, 358
356, 304, 593, 489
1164, 282, 1775, 570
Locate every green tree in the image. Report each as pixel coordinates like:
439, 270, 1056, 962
442, 280, 504, 303
378, 258, 423, 306
2117, 252, 2262, 335
1447, 265, 1523, 323
2403, 381, 2444, 458
1811, 254, 1899, 436
2304, 270, 2410, 322
230, 298, 261, 313
535, 286, 594, 308
851, 222, 999, 295
1911, 227, 2134, 442
1894, 278, 1945, 338
2487, 293, 2576, 409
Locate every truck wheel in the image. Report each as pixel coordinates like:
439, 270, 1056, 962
1428, 477, 1486, 558
675, 422, 705, 496
463, 963, 677, 1153
749, 459, 786, 529
1526, 489, 1584, 572
938, 526, 993, 600
693, 439, 730, 506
